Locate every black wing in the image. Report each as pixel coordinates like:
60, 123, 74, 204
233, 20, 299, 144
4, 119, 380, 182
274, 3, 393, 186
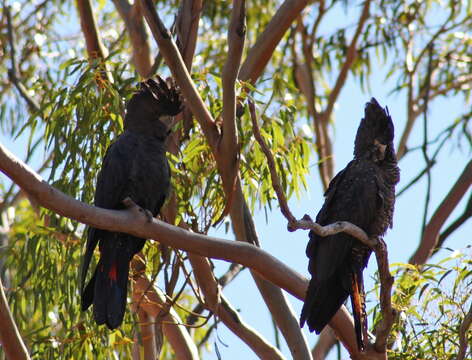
80, 134, 138, 296
308, 160, 379, 282
301, 160, 380, 332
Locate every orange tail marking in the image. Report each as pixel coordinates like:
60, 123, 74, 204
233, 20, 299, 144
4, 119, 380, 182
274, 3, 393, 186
351, 272, 365, 351
109, 263, 118, 282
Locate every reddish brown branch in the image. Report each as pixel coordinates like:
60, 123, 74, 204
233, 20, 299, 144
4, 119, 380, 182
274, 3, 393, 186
139, 0, 219, 148
188, 254, 284, 359
76, 0, 113, 84
457, 301, 472, 360
322, 0, 371, 119
176, 0, 202, 70
373, 239, 395, 353
112, 0, 152, 77
409, 159, 472, 265
312, 327, 338, 360
0, 276, 31, 360
434, 193, 472, 254
239, 0, 309, 83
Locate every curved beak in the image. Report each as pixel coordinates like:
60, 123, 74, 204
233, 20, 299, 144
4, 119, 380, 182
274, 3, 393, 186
374, 139, 387, 160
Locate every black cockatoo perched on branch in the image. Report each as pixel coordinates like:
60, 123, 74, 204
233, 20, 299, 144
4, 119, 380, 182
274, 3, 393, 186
300, 98, 400, 350
80, 76, 183, 329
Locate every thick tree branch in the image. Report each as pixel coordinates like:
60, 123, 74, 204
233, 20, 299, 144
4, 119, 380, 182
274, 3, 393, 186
112, 0, 152, 77
139, 0, 219, 148
457, 301, 472, 360
0, 276, 31, 360
132, 274, 200, 360
0, 139, 307, 297
311, 327, 337, 360
434, 193, 472, 254
221, 0, 245, 160
239, 0, 309, 83
322, 0, 370, 120
409, 160, 472, 265
219, 0, 246, 205
76, 0, 113, 84
188, 254, 285, 360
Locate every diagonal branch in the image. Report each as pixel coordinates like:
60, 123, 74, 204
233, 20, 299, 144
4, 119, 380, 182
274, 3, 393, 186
0, 276, 31, 360
112, 0, 152, 77
457, 301, 472, 360
321, 0, 371, 120
139, 0, 219, 148
188, 254, 285, 359
76, 0, 113, 84
239, 0, 309, 83
434, 193, 472, 254
409, 159, 472, 265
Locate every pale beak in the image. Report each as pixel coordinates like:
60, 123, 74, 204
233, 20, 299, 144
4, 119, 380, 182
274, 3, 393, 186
374, 139, 387, 160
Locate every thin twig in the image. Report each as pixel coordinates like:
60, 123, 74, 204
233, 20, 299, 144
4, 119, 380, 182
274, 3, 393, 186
420, 44, 434, 238
5, 5, 40, 112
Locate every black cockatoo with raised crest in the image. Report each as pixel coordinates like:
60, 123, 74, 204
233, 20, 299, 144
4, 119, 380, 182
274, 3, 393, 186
80, 76, 183, 330
300, 98, 400, 350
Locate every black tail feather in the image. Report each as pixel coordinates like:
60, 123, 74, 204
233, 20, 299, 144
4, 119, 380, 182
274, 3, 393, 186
92, 252, 131, 329
300, 277, 349, 334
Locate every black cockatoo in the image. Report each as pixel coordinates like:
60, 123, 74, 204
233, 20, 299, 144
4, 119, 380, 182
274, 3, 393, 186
80, 77, 182, 330
300, 98, 400, 350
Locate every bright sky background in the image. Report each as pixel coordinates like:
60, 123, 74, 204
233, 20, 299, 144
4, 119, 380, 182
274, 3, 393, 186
0, 2, 470, 360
